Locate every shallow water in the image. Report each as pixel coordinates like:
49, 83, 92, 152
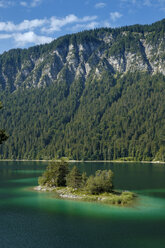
0, 161, 165, 248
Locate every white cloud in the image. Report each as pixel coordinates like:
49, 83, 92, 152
72, 19, 111, 32
110, 12, 123, 21
95, 2, 106, 8
0, 0, 13, 8
31, 0, 42, 7
20, 1, 27, 7
0, 33, 12, 39
0, 14, 100, 48
42, 15, 98, 33
0, 15, 98, 34
0, 30, 53, 46
0, 22, 15, 32
80, 16, 98, 22
42, 15, 78, 33
20, 0, 42, 8
0, 19, 47, 32
13, 31, 53, 46
102, 21, 111, 27
86, 22, 99, 29
72, 21, 99, 31
17, 19, 47, 31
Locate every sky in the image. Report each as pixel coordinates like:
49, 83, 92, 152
0, 0, 164, 54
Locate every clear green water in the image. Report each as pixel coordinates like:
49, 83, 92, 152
0, 161, 165, 248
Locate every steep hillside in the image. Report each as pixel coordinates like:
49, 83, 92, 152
0, 19, 165, 161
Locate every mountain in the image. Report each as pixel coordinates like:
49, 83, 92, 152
0, 19, 165, 161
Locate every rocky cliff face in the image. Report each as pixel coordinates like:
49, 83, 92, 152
0, 19, 165, 92
0, 20, 165, 160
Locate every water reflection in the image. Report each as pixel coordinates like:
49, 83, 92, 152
0, 161, 165, 248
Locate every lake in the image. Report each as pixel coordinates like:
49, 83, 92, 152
0, 161, 165, 248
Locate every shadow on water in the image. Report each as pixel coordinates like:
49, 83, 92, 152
0, 161, 165, 248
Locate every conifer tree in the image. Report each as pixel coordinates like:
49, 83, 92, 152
81, 172, 88, 188
0, 102, 8, 145
66, 166, 82, 189
38, 160, 69, 187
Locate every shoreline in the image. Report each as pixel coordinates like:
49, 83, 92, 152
0, 159, 165, 164
34, 185, 136, 206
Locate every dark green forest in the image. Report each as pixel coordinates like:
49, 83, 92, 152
0, 72, 164, 161
0, 19, 165, 161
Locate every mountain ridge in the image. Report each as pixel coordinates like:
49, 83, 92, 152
0, 19, 165, 161
0, 18, 165, 92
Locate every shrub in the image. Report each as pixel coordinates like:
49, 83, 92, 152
86, 170, 113, 194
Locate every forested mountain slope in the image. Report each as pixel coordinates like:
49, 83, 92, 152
0, 19, 165, 161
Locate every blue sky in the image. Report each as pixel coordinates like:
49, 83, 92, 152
0, 0, 164, 54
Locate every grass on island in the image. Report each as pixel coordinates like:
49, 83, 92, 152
37, 160, 136, 206
38, 186, 135, 206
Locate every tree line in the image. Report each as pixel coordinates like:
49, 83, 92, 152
0, 72, 164, 161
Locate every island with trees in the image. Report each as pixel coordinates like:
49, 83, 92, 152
36, 160, 135, 206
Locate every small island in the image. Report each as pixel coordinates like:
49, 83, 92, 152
35, 160, 135, 206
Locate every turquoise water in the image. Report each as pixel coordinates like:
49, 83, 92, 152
0, 161, 165, 248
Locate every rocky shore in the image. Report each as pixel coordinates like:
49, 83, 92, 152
34, 185, 136, 206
